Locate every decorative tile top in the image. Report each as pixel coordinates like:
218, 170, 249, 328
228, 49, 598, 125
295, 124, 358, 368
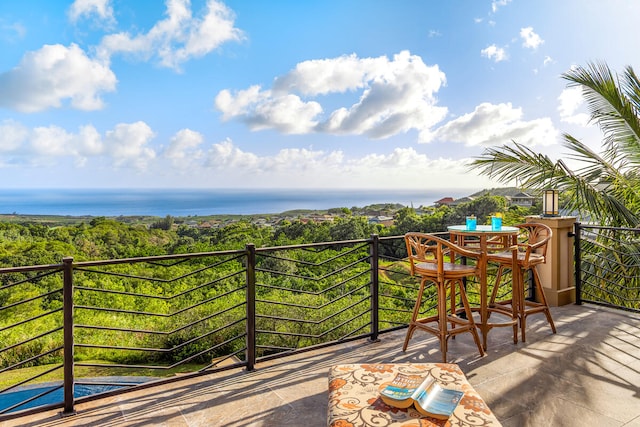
328, 363, 502, 426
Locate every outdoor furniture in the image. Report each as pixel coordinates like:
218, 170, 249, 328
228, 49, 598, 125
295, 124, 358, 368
487, 222, 557, 342
328, 363, 502, 426
403, 233, 485, 362
448, 225, 520, 349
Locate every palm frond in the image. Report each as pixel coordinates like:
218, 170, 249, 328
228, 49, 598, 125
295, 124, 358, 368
471, 62, 640, 228
553, 159, 639, 227
620, 65, 640, 165
562, 62, 640, 169
470, 142, 557, 188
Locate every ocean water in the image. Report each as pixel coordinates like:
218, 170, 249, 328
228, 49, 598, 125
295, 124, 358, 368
0, 188, 474, 217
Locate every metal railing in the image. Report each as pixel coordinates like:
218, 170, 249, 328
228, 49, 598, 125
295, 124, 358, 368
574, 223, 640, 313
1, 234, 434, 420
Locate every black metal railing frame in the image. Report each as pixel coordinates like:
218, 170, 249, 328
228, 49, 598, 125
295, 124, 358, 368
1, 234, 421, 419
574, 222, 640, 313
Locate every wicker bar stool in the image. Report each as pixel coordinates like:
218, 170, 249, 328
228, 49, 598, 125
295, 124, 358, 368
403, 232, 485, 362
487, 223, 557, 342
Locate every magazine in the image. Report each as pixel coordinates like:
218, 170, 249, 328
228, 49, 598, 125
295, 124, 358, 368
379, 373, 464, 420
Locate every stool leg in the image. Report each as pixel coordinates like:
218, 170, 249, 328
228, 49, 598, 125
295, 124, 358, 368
515, 267, 527, 342
531, 267, 557, 334
438, 280, 448, 362
449, 279, 457, 335
457, 279, 485, 358
488, 263, 518, 345
403, 277, 427, 352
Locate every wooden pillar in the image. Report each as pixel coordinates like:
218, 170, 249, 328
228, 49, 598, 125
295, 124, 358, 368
526, 216, 576, 306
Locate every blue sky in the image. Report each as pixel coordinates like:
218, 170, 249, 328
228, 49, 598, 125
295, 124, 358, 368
0, 0, 638, 190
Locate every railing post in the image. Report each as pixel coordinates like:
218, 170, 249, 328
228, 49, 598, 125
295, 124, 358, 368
62, 257, 76, 416
369, 234, 379, 342
245, 244, 256, 371
574, 222, 582, 305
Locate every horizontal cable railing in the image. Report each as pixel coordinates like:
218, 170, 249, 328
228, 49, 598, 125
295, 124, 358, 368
1, 234, 446, 420
574, 223, 640, 313
0, 264, 66, 415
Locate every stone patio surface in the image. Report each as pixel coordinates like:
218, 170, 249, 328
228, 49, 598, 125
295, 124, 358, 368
2, 304, 640, 427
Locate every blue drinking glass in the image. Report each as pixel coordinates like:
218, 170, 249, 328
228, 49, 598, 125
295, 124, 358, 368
466, 216, 476, 231
491, 216, 502, 230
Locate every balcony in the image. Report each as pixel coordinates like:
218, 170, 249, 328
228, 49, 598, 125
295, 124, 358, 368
2, 222, 640, 426
5, 303, 640, 426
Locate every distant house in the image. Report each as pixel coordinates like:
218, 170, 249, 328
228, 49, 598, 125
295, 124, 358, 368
510, 192, 535, 207
308, 214, 335, 223
434, 197, 454, 207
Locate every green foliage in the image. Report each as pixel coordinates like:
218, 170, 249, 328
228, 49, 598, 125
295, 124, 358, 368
444, 195, 507, 225
0, 198, 549, 384
150, 215, 175, 230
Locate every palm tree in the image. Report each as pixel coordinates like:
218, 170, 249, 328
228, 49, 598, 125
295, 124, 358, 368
471, 61, 640, 227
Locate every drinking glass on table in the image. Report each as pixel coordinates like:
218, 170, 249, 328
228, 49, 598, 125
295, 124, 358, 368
466, 215, 477, 230
491, 215, 502, 230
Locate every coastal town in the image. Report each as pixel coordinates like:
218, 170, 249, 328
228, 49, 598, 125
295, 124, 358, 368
174, 189, 537, 230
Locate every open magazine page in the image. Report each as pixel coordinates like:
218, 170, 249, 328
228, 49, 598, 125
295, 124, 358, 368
413, 382, 464, 419
379, 373, 426, 406
410, 376, 436, 401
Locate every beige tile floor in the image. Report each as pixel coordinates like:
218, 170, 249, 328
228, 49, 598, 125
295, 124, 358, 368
2, 303, 640, 427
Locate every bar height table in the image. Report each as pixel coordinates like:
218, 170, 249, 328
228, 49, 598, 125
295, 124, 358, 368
447, 225, 520, 350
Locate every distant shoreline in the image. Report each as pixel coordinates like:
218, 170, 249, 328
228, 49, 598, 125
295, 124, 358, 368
0, 204, 404, 226
0, 188, 477, 217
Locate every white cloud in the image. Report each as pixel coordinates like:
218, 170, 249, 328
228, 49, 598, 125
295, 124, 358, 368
201, 140, 491, 189
205, 138, 260, 170
31, 126, 75, 157
520, 27, 544, 49
21, 124, 104, 167
0, 20, 26, 41
491, 0, 511, 13
165, 128, 204, 168
481, 44, 507, 62
0, 120, 160, 169
97, 0, 244, 70
543, 56, 553, 66
0, 43, 116, 112
272, 53, 384, 96
0, 120, 29, 152
104, 122, 156, 170
432, 102, 559, 147
0, 120, 103, 159
0, 118, 499, 189
76, 125, 104, 156
216, 50, 448, 140
68, 0, 115, 24
558, 87, 590, 126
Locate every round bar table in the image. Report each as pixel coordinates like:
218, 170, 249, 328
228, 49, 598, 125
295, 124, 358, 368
448, 224, 520, 350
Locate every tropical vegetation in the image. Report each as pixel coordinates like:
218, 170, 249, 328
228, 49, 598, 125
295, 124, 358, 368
471, 61, 640, 312
471, 61, 640, 228
0, 194, 537, 387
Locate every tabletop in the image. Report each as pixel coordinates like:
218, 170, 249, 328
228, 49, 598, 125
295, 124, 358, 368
447, 225, 519, 234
